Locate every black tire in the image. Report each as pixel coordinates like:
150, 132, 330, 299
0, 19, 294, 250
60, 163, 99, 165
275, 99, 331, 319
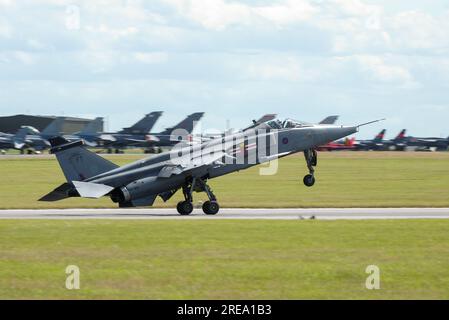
303, 174, 315, 187
177, 201, 193, 215
203, 201, 220, 215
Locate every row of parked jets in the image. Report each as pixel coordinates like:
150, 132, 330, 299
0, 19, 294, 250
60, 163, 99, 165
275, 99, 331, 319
1, 112, 448, 154
0, 112, 204, 154
319, 127, 449, 152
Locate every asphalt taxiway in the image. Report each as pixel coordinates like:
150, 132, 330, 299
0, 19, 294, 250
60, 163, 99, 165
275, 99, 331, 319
1, 208, 449, 220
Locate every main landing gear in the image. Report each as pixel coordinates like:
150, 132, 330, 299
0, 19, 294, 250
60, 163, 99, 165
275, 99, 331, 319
303, 149, 318, 187
177, 177, 220, 216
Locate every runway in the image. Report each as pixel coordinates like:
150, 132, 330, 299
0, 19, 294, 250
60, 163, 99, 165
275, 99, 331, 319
1, 208, 449, 220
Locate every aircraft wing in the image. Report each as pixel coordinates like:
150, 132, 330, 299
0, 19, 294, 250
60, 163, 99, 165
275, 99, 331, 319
159, 150, 230, 178
123, 138, 147, 144
99, 134, 116, 142
258, 151, 291, 162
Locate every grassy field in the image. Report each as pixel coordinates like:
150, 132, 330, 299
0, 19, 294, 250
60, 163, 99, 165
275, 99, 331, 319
1, 219, 449, 299
0, 152, 448, 209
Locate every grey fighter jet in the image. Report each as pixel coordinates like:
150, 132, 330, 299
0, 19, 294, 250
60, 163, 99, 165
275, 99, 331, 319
41, 118, 379, 215
0, 120, 59, 153
0, 127, 31, 151
15, 117, 66, 153
404, 131, 449, 151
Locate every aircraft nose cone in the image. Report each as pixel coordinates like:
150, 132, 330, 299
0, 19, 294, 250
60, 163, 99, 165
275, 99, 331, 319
323, 126, 358, 143
340, 126, 358, 136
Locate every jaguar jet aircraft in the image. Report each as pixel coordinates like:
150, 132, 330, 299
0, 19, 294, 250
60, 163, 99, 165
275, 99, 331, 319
41, 118, 380, 215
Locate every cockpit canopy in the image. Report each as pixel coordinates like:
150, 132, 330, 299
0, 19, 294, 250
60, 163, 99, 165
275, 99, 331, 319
266, 119, 313, 130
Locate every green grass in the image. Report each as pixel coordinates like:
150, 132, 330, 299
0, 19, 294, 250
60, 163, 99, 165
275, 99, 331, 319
0, 152, 449, 209
1, 219, 449, 299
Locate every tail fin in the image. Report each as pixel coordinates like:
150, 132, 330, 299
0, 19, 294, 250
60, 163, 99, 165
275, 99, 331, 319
120, 112, 163, 134
79, 117, 104, 135
373, 129, 386, 142
160, 112, 204, 135
12, 127, 29, 149
394, 129, 407, 142
41, 117, 65, 138
15, 126, 30, 140
319, 115, 339, 125
49, 137, 118, 183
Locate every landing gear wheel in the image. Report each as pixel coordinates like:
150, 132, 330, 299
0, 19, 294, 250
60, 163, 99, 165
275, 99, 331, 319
303, 174, 315, 187
177, 201, 193, 215
202, 201, 220, 215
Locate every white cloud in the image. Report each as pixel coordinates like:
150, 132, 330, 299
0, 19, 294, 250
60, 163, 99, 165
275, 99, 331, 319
0, 0, 13, 6
388, 10, 449, 51
355, 55, 414, 84
332, 0, 382, 17
245, 58, 302, 81
1, 0, 449, 137
164, 0, 253, 31
254, 0, 318, 26
0, 20, 12, 38
165, 0, 317, 30
84, 24, 139, 39
15, 51, 37, 65
134, 52, 168, 64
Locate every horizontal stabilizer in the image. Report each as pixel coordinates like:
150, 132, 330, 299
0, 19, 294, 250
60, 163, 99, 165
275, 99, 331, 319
14, 142, 25, 149
72, 181, 114, 199
39, 183, 72, 202
99, 134, 116, 142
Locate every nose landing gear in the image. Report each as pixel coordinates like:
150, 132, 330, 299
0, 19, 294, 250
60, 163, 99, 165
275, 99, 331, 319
303, 149, 317, 187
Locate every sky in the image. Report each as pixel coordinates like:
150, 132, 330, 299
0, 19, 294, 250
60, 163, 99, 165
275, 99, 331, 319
0, 0, 448, 139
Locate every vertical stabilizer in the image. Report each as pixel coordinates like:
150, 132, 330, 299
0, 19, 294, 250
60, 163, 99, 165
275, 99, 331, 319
79, 117, 104, 135
49, 137, 118, 183
41, 117, 66, 138
160, 112, 204, 135
120, 112, 163, 134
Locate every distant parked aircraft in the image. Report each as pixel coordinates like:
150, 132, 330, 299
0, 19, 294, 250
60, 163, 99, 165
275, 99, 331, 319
72, 112, 163, 149
404, 131, 449, 151
317, 137, 356, 151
